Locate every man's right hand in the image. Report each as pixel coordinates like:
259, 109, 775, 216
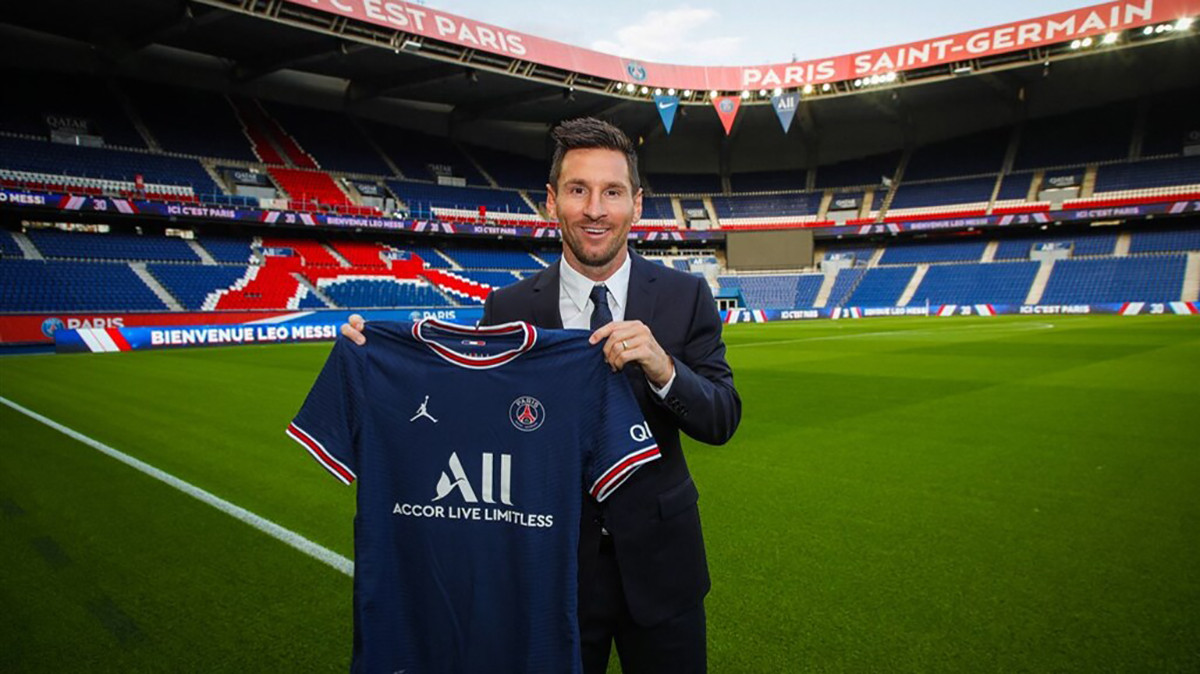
340, 314, 367, 346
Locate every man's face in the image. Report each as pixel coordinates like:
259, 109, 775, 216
547, 147, 642, 280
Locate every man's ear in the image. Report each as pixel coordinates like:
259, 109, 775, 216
545, 183, 557, 219
632, 188, 643, 223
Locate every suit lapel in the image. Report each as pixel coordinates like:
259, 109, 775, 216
531, 261, 564, 329
625, 250, 658, 326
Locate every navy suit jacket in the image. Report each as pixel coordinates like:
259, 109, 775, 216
482, 250, 741, 626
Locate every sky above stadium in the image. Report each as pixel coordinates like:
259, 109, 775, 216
426, 0, 1091, 66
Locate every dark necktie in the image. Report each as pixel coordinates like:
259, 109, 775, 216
590, 284, 612, 330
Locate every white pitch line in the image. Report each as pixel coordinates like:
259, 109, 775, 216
0, 395, 354, 578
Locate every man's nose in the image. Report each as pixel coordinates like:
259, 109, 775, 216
583, 191, 606, 219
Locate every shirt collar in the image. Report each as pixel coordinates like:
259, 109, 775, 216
559, 252, 632, 315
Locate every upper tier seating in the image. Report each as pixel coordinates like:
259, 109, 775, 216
647, 173, 721, 194
904, 128, 1010, 181
729, 170, 807, 192
263, 103, 392, 176
129, 84, 256, 162
28, 229, 200, 262
712, 192, 819, 218
815, 151, 901, 189
0, 71, 145, 148
366, 123, 486, 185
386, 181, 536, 219
260, 238, 342, 267
909, 261, 1039, 305
0, 136, 218, 198
1093, 156, 1200, 192
719, 275, 800, 309
1040, 255, 1186, 303
268, 168, 366, 213
887, 177, 996, 211
1012, 102, 1135, 170
0, 259, 166, 312
468, 145, 547, 191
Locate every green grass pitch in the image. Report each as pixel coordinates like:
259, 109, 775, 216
1, 314, 1197, 672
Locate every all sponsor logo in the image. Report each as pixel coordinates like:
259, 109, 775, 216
393, 451, 554, 528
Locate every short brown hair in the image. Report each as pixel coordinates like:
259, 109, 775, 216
548, 118, 640, 192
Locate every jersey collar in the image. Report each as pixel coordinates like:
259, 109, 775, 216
412, 318, 537, 370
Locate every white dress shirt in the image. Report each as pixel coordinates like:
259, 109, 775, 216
557, 256, 675, 397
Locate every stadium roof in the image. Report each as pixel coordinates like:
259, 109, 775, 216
2, 0, 1198, 169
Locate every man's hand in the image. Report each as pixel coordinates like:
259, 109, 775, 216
589, 320, 674, 387
340, 314, 367, 346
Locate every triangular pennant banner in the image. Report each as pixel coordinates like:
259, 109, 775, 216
654, 95, 680, 134
712, 95, 741, 135
771, 92, 800, 133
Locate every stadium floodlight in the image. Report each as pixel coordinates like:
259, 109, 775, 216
400, 39, 422, 52
886, 72, 898, 82
668, 88, 677, 96
853, 79, 862, 87
1081, 36, 1094, 47
654, 88, 662, 96
1177, 17, 1194, 30
1102, 32, 1119, 44
1070, 39, 1082, 49
802, 84, 813, 94
741, 90, 751, 99
1143, 25, 1155, 35
758, 89, 767, 97
625, 83, 636, 92
821, 83, 831, 92
640, 86, 649, 94
710, 89, 718, 99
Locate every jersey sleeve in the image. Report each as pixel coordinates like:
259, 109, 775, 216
585, 368, 662, 502
286, 339, 363, 485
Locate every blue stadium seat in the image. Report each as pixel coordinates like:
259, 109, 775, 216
1040, 255, 1186, 303
0, 259, 166, 312
1127, 227, 1200, 254
878, 240, 987, 265
910, 262, 1039, 305
28, 229, 200, 263
846, 267, 916, 307
148, 264, 250, 310
319, 279, 451, 308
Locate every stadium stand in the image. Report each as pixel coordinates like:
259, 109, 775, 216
386, 181, 537, 221
1039, 255, 1187, 304
729, 169, 807, 192
262, 102, 393, 176
1011, 102, 1135, 170
0, 71, 146, 149
0, 259, 166, 312
27, 229, 200, 263
198, 236, 255, 264
904, 129, 1010, 181
1128, 227, 1200, 254
877, 239, 988, 265
647, 173, 722, 194
468, 145, 548, 191
365, 122, 486, 185
845, 267, 916, 307
0, 230, 24, 257
128, 84, 257, 162
826, 267, 868, 307
444, 248, 545, 270
318, 278, 449, 308
814, 151, 901, 189
147, 264, 252, 311
909, 261, 1040, 306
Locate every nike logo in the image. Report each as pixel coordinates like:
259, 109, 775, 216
658, 102, 675, 109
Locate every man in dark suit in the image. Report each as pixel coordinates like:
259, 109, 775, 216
343, 117, 740, 673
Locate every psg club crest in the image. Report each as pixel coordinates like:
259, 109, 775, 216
625, 61, 647, 82
509, 396, 545, 432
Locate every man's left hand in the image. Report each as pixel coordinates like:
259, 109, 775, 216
589, 320, 674, 387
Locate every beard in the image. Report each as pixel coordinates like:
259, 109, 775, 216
561, 220, 627, 269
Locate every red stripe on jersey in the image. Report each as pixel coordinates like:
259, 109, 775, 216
590, 445, 661, 500
287, 422, 355, 484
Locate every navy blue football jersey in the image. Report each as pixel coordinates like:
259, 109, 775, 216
287, 319, 659, 674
